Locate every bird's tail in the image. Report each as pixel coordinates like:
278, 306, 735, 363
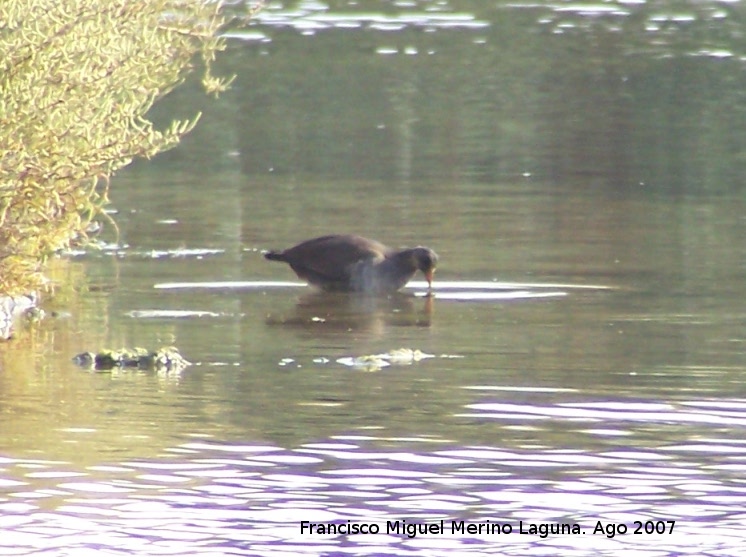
263, 251, 287, 262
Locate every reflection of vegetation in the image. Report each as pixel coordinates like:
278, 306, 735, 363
146, 1, 746, 193
0, 0, 238, 297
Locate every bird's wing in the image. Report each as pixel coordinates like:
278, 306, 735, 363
285, 235, 387, 282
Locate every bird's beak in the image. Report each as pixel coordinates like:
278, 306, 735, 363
424, 268, 435, 289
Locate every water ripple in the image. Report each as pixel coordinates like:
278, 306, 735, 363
460, 400, 746, 427
1, 429, 746, 555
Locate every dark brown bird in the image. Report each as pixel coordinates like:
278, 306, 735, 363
264, 234, 438, 293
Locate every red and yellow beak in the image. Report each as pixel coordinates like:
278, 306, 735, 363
424, 268, 435, 289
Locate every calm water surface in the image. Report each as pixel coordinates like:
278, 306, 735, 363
2, 1, 746, 556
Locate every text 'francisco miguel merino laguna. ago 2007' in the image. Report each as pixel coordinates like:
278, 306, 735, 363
300, 519, 675, 539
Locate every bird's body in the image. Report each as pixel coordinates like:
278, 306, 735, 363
264, 234, 438, 293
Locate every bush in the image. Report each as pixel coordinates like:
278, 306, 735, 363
0, 0, 239, 296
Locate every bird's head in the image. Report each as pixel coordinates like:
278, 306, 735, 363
411, 247, 438, 288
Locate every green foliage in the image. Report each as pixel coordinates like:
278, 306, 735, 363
0, 0, 237, 296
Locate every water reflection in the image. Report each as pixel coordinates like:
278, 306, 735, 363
461, 400, 746, 428
265, 291, 434, 332
244, 3, 491, 34
151, 279, 604, 331
2, 431, 746, 556
3, 1, 746, 555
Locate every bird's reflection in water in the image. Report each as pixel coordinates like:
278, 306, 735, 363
265, 291, 433, 333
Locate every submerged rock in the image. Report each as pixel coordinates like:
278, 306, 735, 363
336, 354, 392, 372
72, 346, 191, 373
336, 348, 435, 371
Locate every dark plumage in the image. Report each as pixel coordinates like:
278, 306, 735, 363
264, 234, 438, 293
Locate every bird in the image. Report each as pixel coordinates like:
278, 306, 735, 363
263, 234, 438, 293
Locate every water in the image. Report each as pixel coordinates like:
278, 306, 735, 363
2, 1, 746, 555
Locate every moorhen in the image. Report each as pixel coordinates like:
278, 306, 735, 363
264, 234, 438, 293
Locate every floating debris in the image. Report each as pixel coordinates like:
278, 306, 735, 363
336, 355, 391, 372
336, 348, 435, 371
72, 346, 191, 373
382, 348, 434, 364
126, 309, 221, 319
